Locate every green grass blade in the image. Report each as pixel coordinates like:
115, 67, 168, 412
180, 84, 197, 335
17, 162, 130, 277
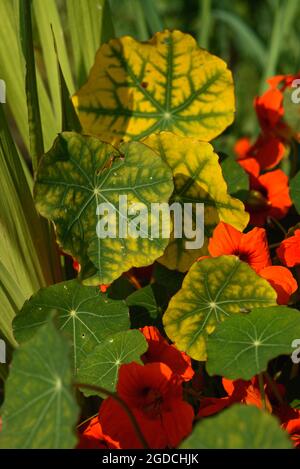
140, 0, 163, 34
213, 9, 267, 69
19, 0, 44, 171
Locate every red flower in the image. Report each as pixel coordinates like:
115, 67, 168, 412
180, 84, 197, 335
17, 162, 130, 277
77, 416, 120, 449
140, 326, 194, 382
207, 222, 297, 304
277, 229, 300, 267
275, 405, 300, 448
259, 266, 298, 305
198, 377, 271, 418
235, 135, 286, 171
208, 222, 271, 273
246, 170, 292, 227
98, 362, 194, 449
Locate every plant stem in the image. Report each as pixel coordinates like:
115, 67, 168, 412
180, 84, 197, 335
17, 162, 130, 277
268, 216, 287, 236
76, 412, 99, 429
74, 382, 149, 448
198, 0, 211, 49
258, 373, 267, 411
264, 372, 284, 404
260, 0, 281, 92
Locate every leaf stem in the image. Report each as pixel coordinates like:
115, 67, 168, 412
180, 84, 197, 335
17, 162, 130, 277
258, 373, 267, 411
268, 216, 287, 237
264, 372, 284, 405
198, 0, 211, 49
74, 382, 149, 449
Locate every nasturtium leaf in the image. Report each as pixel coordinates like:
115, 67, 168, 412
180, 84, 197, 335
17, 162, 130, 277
290, 171, 300, 215
163, 256, 277, 361
13, 280, 129, 373
77, 329, 148, 395
180, 405, 292, 449
72, 30, 235, 145
126, 284, 164, 319
143, 133, 249, 271
206, 306, 300, 380
283, 87, 300, 140
221, 154, 249, 197
0, 321, 79, 449
34, 132, 174, 285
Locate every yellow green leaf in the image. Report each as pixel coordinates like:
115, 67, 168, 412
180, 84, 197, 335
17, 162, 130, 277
163, 255, 277, 361
72, 30, 235, 145
34, 132, 174, 285
143, 132, 249, 271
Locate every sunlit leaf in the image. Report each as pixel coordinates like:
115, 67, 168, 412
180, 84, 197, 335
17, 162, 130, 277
13, 280, 129, 373
180, 404, 292, 449
73, 30, 235, 145
163, 256, 277, 361
34, 132, 174, 285
290, 170, 300, 214
77, 329, 147, 395
206, 306, 300, 380
0, 321, 79, 449
143, 132, 249, 271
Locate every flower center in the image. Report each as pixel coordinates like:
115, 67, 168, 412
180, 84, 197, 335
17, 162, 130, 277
141, 387, 163, 417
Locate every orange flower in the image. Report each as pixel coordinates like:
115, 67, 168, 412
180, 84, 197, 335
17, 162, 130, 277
259, 266, 298, 305
98, 362, 194, 449
235, 135, 286, 170
277, 229, 300, 267
140, 326, 194, 382
275, 405, 300, 448
198, 377, 271, 418
246, 170, 292, 227
208, 222, 271, 273
77, 416, 120, 449
207, 222, 297, 304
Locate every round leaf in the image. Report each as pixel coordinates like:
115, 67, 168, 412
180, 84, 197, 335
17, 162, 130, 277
206, 306, 300, 380
73, 30, 235, 145
34, 132, 174, 285
13, 280, 130, 372
0, 321, 79, 449
143, 133, 249, 271
180, 404, 292, 449
163, 256, 277, 361
77, 329, 148, 395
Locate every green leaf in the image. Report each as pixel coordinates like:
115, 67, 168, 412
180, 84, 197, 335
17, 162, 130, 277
283, 88, 300, 138
73, 30, 235, 145
221, 154, 249, 197
126, 284, 164, 319
77, 329, 147, 395
206, 306, 300, 380
180, 404, 292, 449
143, 132, 249, 272
34, 132, 174, 285
19, 0, 45, 171
13, 280, 130, 373
290, 171, 300, 214
0, 320, 79, 449
163, 256, 277, 361
67, 0, 115, 88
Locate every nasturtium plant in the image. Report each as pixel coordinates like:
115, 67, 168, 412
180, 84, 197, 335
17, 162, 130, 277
72, 30, 235, 145
77, 329, 148, 395
34, 132, 174, 285
290, 171, 300, 214
163, 256, 277, 361
206, 306, 300, 380
143, 132, 249, 271
13, 280, 130, 372
180, 405, 292, 449
0, 321, 79, 449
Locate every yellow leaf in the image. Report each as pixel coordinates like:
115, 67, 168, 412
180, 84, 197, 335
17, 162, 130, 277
143, 132, 249, 271
163, 256, 277, 361
72, 30, 235, 145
